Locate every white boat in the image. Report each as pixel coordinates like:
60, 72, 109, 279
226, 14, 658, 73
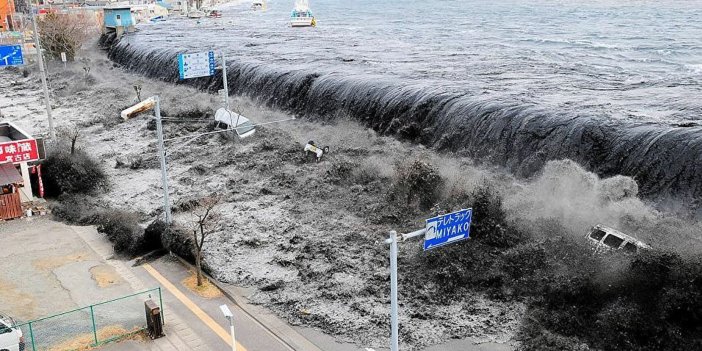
290, 0, 315, 27
187, 10, 206, 19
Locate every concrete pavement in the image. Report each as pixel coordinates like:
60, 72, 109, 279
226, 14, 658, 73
134, 255, 298, 351
1, 217, 510, 351
73, 225, 212, 351
79, 223, 309, 351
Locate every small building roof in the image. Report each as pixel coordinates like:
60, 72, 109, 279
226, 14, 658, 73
156, 1, 172, 9
0, 163, 23, 186
0, 122, 32, 141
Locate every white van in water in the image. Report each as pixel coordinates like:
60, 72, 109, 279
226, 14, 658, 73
586, 224, 651, 254
0, 314, 24, 351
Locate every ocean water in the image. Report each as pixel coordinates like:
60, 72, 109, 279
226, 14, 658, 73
139, 0, 702, 122
108, 0, 702, 201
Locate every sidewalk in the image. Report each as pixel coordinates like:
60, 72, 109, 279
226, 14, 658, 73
170, 255, 325, 351
132, 255, 298, 351
73, 226, 211, 351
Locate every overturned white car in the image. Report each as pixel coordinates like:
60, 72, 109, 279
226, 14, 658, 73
215, 108, 256, 139
304, 141, 329, 162
586, 224, 651, 254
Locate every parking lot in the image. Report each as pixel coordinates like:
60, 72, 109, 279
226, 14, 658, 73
0, 217, 139, 349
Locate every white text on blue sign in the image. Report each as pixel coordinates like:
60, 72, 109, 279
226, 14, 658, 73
424, 209, 472, 250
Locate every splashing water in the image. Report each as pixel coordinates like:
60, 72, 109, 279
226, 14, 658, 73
100, 0, 702, 207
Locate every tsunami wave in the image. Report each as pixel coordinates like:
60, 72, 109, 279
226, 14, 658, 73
100, 33, 702, 205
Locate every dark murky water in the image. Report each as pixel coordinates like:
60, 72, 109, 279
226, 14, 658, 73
102, 0, 702, 203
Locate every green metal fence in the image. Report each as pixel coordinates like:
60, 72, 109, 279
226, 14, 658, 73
11, 287, 163, 351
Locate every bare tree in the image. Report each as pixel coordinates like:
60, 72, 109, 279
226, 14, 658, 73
57, 124, 80, 155
80, 58, 91, 77
133, 83, 142, 103
37, 12, 97, 61
190, 196, 221, 286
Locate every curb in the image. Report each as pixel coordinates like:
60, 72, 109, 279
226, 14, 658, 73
169, 253, 324, 351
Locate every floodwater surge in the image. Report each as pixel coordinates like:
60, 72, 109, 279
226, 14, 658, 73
100, 33, 702, 206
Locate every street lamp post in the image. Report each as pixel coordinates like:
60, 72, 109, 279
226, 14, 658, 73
121, 96, 172, 224
219, 304, 236, 351
30, 6, 56, 141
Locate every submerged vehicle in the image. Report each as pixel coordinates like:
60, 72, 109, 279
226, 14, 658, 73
290, 0, 315, 27
0, 314, 24, 351
252, 0, 266, 10
304, 141, 329, 162
187, 10, 206, 19
149, 15, 166, 23
215, 108, 256, 139
586, 224, 651, 254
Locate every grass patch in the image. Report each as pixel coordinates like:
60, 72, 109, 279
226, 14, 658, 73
32, 252, 90, 271
89, 265, 121, 288
46, 325, 146, 351
181, 273, 223, 299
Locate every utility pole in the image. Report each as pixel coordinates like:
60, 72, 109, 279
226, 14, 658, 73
154, 96, 172, 224
31, 6, 56, 140
122, 96, 172, 223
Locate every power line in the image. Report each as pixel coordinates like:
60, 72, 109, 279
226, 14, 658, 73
162, 117, 296, 143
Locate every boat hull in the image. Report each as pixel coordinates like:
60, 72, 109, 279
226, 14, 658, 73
291, 18, 314, 27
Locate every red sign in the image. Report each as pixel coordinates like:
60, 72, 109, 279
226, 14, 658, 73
0, 139, 39, 164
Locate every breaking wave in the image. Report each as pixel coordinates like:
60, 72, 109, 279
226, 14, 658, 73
100, 33, 702, 206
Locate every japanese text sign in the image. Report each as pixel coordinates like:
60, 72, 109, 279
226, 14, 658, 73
424, 208, 472, 250
0, 139, 39, 164
178, 51, 216, 80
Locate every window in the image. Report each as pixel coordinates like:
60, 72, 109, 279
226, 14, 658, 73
623, 242, 638, 254
0, 325, 11, 334
603, 234, 624, 249
116, 14, 121, 20
589, 229, 606, 241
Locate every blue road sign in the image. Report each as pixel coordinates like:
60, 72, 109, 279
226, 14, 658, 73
424, 208, 472, 250
0, 45, 24, 67
178, 51, 216, 80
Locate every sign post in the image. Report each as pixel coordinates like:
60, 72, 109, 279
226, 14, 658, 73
388, 230, 399, 351
177, 51, 216, 80
0, 139, 40, 164
0, 44, 24, 67
384, 208, 473, 351
424, 209, 472, 250
178, 50, 228, 109
221, 52, 229, 110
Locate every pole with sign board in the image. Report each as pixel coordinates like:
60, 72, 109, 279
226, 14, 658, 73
177, 50, 229, 108
0, 44, 24, 67
221, 52, 229, 110
384, 209, 473, 351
